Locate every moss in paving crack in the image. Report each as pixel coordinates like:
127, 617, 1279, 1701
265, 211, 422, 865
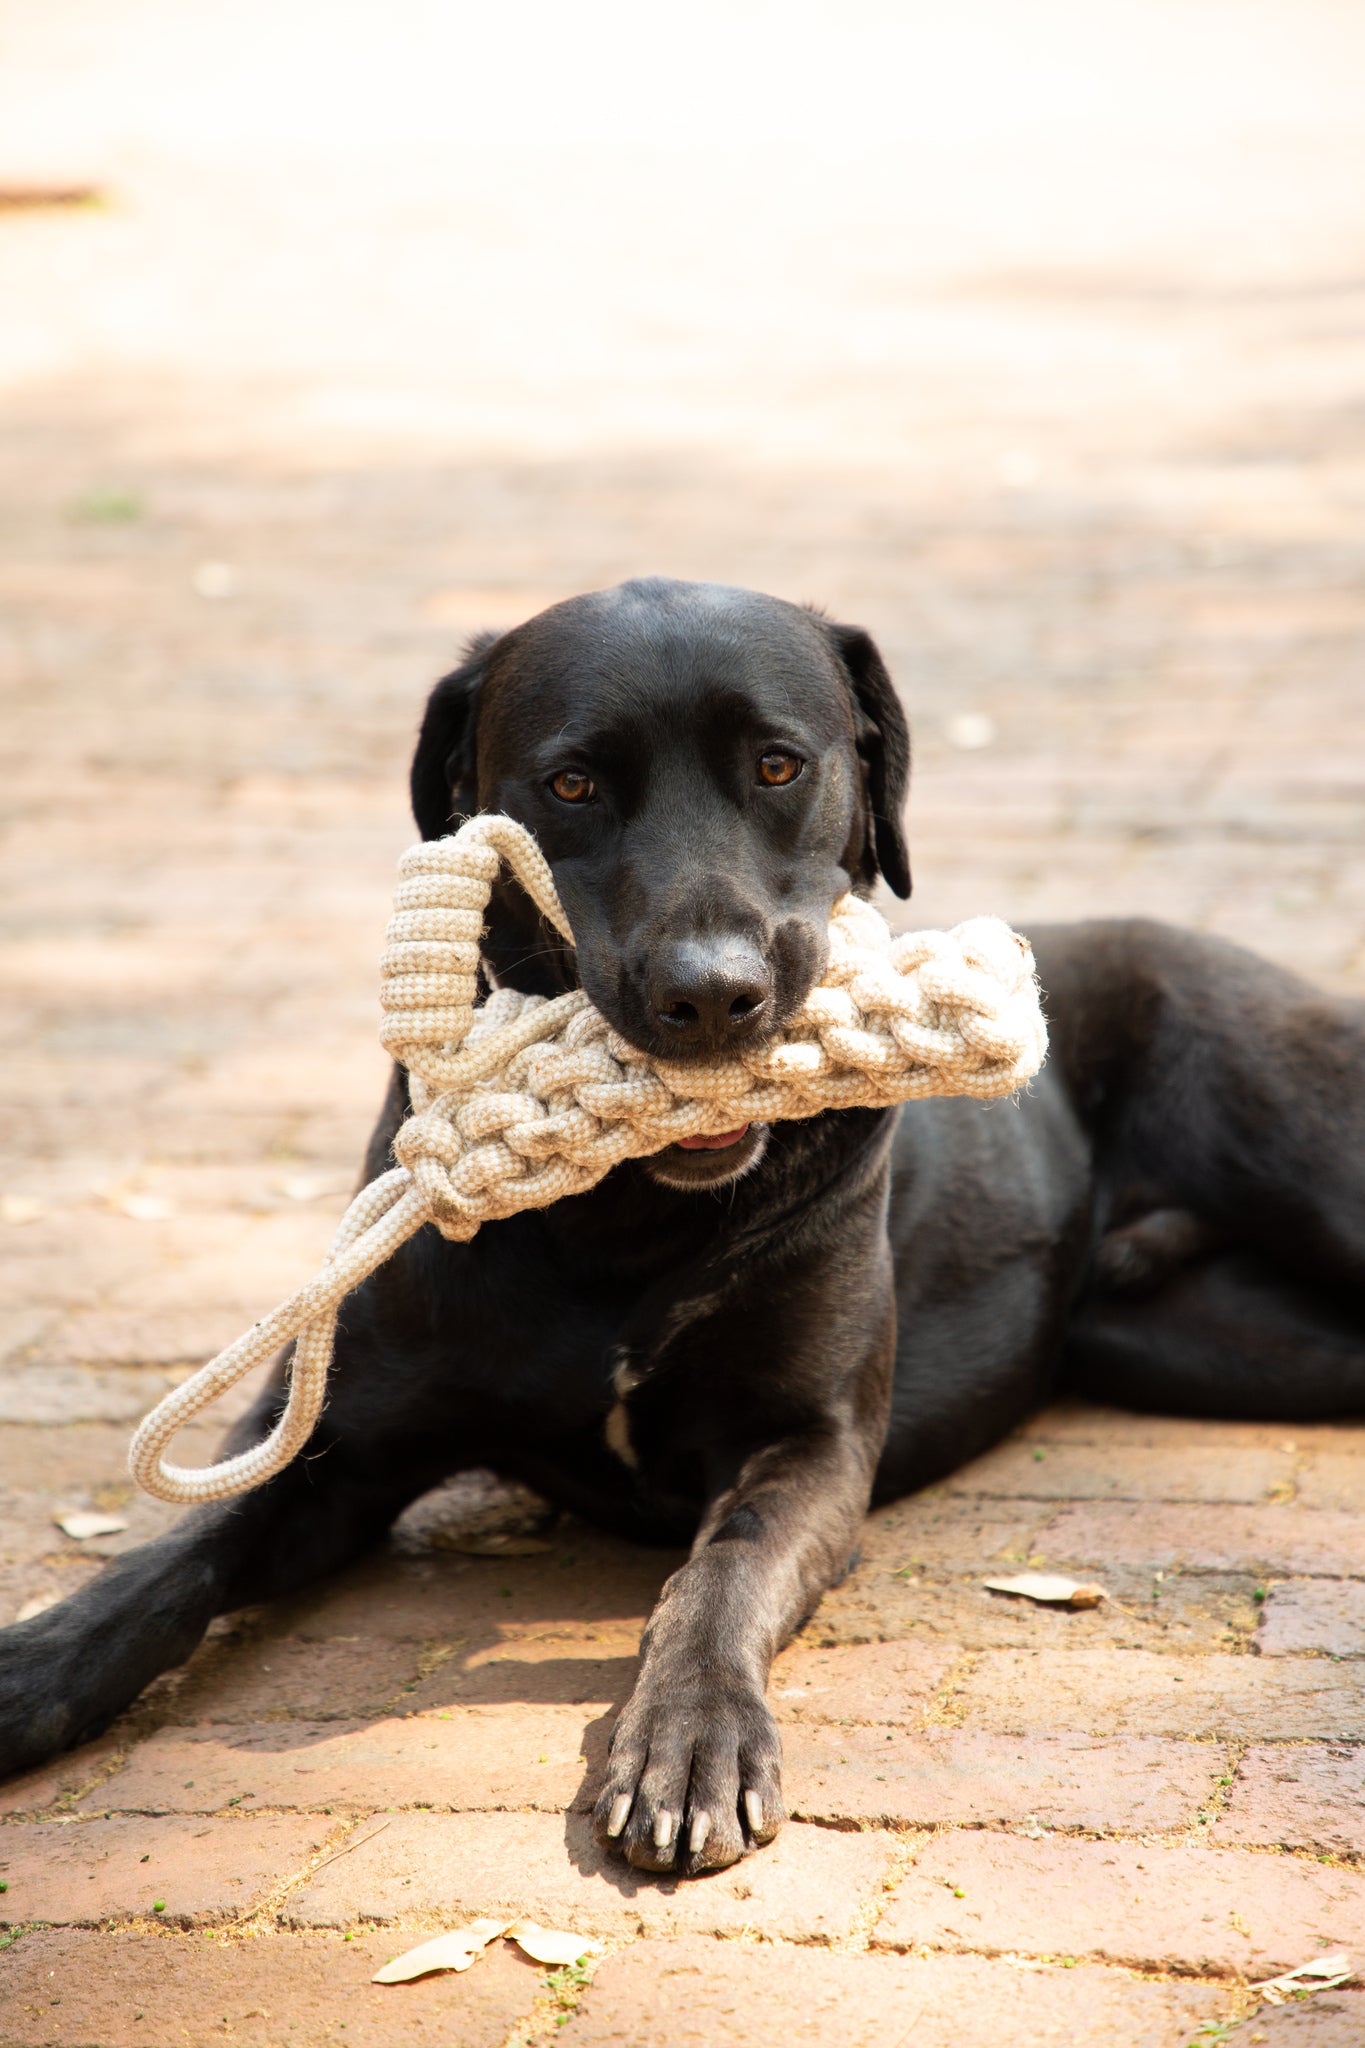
69, 489, 143, 523
499, 1948, 611, 2047
546, 1956, 597, 2026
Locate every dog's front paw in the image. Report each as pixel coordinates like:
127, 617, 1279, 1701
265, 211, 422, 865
591, 1673, 784, 1876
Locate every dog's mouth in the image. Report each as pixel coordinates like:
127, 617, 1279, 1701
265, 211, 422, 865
674, 1124, 751, 1152
646, 1122, 770, 1190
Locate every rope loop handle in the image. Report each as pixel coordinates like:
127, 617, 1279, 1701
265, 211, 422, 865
129, 815, 1048, 1503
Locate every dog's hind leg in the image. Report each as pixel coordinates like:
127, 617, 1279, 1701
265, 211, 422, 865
1066, 1249, 1365, 1420
1039, 920, 1365, 1294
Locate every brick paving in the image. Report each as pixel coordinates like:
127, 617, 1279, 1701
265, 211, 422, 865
4, 4, 1365, 2043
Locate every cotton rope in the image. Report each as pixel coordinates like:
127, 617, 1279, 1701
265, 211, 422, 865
128, 813, 1049, 1505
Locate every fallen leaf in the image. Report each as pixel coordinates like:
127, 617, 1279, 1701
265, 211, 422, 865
945, 712, 996, 751
1250, 1952, 1354, 2004
982, 1573, 1107, 1609
275, 1174, 346, 1203
507, 1920, 597, 1966
372, 1920, 511, 1983
193, 560, 240, 599
106, 1191, 174, 1222
16, 1591, 61, 1622
57, 1511, 129, 1541
373, 1918, 596, 1984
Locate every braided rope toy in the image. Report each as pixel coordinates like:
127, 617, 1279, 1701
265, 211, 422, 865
129, 814, 1048, 1505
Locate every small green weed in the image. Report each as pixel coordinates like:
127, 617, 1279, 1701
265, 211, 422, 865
545, 1954, 597, 2027
69, 489, 142, 523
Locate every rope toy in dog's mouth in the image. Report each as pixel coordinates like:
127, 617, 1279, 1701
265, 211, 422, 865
129, 814, 1049, 1504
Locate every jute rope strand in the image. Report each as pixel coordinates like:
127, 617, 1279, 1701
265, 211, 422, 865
129, 814, 1048, 1504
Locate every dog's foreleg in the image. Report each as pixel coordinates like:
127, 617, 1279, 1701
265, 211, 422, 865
592, 1260, 895, 1877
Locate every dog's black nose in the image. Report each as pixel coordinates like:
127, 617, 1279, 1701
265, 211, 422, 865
651, 940, 773, 1043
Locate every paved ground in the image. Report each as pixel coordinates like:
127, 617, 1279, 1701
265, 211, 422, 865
4, 5, 1365, 2043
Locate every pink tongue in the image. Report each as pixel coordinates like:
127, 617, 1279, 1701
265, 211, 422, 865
676, 1124, 751, 1152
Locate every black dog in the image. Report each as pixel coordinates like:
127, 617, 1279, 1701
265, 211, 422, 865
4, 577, 1364, 1876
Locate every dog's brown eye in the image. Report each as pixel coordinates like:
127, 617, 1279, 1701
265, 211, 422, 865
550, 769, 595, 804
757, 751, 802, 787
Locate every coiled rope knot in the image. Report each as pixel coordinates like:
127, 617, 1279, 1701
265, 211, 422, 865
129, 814, 1048, 1504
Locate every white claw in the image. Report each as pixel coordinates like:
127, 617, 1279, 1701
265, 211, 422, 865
688, 1809, 712, 1854
744, 1788, 765, 1835
653, 1808, 676, 1850
607, 1793, 632, 1838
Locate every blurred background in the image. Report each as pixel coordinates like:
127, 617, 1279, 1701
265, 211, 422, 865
3, 3, 1365, 1530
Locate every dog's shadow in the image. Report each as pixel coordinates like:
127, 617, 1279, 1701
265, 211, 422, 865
416, 1649, 638, 1715
164, 1511, 726, 1884
386, 1635, 636, 1860
418, 1659, 736, 1896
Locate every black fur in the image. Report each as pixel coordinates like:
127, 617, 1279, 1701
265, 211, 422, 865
2, 577, 1362, 1879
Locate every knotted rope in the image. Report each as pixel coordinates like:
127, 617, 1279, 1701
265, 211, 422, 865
129, 814, 1048, 1504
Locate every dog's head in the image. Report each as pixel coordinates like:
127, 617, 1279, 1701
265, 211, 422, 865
410, 578, 910, 1187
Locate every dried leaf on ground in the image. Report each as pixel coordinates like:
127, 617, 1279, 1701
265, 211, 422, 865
1250, 1952, 1354, 2004
982, 1572, 1107, 1609
507, 1919, 597, 1965
105, 1190, 175, 1221
373, 1917, 596, 1983
372, 1920, 511, 1982
56, 1511, 128, 1541
276, 1174, 347, 1202
16, 1592, 61, 1622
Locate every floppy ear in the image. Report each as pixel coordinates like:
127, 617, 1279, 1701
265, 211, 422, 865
824, 620, 912, 899
409, 631, 497, 840
408, 630, 569, 997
